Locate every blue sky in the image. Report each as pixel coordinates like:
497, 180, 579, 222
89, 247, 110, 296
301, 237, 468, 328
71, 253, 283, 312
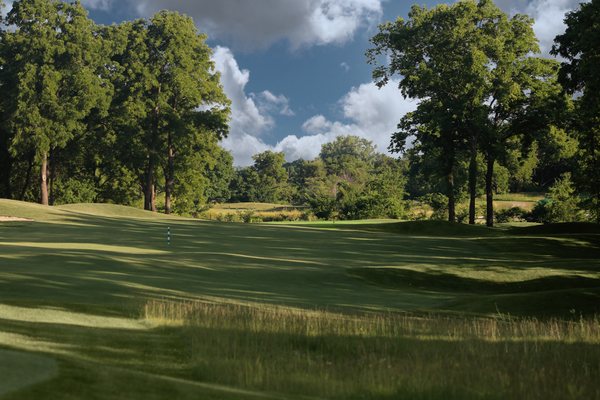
5, 0, 583, 165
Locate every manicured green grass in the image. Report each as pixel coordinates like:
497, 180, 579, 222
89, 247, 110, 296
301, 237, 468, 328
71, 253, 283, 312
1, 199, 599, 399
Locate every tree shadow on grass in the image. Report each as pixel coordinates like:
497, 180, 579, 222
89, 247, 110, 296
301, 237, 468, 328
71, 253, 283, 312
348, 267, 600, 317
1, 213, 599, 317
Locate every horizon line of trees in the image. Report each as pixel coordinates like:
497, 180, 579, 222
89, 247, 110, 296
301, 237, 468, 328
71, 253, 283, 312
228, 136, 407, 221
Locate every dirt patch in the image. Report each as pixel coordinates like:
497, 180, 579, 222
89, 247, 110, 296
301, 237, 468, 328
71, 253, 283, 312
0, 216, 34, 222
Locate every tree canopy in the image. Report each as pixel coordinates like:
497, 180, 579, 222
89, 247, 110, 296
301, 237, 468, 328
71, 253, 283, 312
368, 0, 567, 226
553, 0, 600, 223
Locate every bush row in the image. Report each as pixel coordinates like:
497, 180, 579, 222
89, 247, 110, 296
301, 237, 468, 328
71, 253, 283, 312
200, 210, 318, 223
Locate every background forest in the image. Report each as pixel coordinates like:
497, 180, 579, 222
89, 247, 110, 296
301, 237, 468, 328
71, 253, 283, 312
0, 0, 598, 226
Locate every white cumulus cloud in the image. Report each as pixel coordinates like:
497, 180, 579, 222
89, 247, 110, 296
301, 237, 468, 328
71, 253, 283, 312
212, 46, 295, 166
224, 79, 416, 166
212, 47, 416, 166
254, 91, 295, 117
526, 0, 585, 54
80, 0, 113, 11
81, 0, 383, 50
497, 0, 588, 54
279, 80, 417, 161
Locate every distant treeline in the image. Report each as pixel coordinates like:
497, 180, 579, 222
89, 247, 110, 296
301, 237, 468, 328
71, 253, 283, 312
0, 0, 598, 224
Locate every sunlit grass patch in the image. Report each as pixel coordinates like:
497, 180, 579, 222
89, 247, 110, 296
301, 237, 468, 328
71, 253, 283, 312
0, 304, 148, 330
494, 193, 545, 202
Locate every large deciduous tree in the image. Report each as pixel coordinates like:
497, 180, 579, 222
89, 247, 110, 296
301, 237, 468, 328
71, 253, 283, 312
108, 11, 229, 213
4, 0, 107, 205
369, 0, 562, 226
368, 0, 493, 223
147, 11, 229, 214
251, 151, 290, 204
478, 28, 563, 227
553, 0, 600, 223
109, 12, 229, 213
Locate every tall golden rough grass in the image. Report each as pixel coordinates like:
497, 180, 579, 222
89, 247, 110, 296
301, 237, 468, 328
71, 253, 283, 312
143, 300, 600, 399
144, 299, 600, 343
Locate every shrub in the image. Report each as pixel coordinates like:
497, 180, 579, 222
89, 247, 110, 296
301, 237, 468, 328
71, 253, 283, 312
241, 210, 255, 224
528, 199, 551, 223
53, 177, 98, 205
420, 193, 448, 221
528, 174, 583, 223
545, 173, 583, 223
495, 207, 527, 223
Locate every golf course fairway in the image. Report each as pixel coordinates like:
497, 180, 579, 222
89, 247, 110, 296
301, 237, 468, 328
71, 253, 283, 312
1, 199, 599, 399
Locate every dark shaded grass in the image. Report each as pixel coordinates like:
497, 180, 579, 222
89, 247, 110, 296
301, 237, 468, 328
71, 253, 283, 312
510, 222, 600, 235
350, 267, 600, 294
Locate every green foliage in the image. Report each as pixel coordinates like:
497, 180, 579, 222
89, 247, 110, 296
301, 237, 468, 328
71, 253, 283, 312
320, 136, 376, 179
3, 0, 109, 204
52, 178, 98, 205
0, 3, 231, 210
204, 148, 234, 203
369, 0, 568, 226
420, 193, 449, 221
553, 0, 600, 223
360, 157, 408, 219
504, 143, 540, 192
545, 173, 583, 223
529, 174, 583, 223
305, 174, 340, 220
495, 207, 528, 223
88, 12, 230, 213
230, 151, 291, 204
251, 151, 290, 203
304, 137, 407, 220
285, 159, 324, 205
494, 164, 510, 195
528, 199, 551, 224
229, 167, 258, 203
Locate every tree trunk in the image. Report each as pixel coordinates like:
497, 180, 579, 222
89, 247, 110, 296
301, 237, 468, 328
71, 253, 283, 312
49, 149, 56, 206
40, 153, 49, 206
144, 159, 156, 212
0, 141, 12, 199
19, 152, 35, 201
152, 184, 157, 212
485, 155, 495, 227
594, 136, 600, 224
164, 132, 174, 215
447, 170, 456, 223
596, 189, 600, 225
445, 145, 456, 223
468, 137, 478, 225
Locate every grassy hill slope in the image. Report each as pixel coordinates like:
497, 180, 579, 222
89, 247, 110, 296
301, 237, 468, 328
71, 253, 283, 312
1, 200, 599, 399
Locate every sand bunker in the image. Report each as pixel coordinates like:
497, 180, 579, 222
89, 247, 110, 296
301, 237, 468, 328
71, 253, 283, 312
0, 216, 33, 222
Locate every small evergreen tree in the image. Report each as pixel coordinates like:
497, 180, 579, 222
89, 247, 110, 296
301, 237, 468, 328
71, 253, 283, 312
546, 173, 582, 223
